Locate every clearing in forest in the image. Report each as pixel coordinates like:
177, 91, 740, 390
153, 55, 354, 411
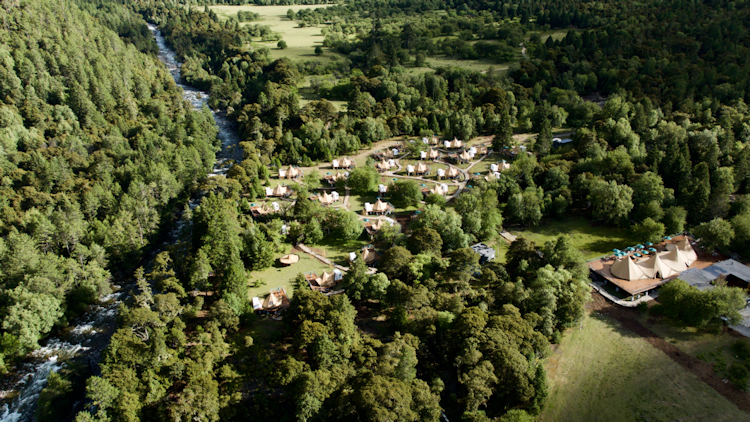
542, 313, 750, 422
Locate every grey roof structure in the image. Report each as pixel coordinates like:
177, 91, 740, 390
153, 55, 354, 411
471, 243, 496, 264
679, 259, 750, 291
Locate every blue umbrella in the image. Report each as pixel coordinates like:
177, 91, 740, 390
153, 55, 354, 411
664, 236, 672, 240
634, 253, 642, 257
645, 242, 653, 246
626, 247, 635, 251
636, 244, 644, 249
613, 249, 620, 252
642, 250, 650, 255
649, 248, 657, 252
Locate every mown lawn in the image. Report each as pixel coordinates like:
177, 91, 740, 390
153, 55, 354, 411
541, 314, 749, 422
511, 216, 641, 260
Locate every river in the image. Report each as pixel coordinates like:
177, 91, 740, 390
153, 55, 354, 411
0, 23, 242, 422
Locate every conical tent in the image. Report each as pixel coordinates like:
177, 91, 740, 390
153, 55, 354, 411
676, 236, 697, 264
273, 185, 288, 196
459, 151, 472, 161
416, 162, 429, 173
662, 247, 690, 271
287, 166, 300, 178
319, 191, 334, 205
447, 167, 459, 178
373, 199, 390, 212
429, 185, 444, 196
340, 157, 353, 168
610, 256, 649, 281
317, 271, 335, 288
429, 149, 440, 159
638, 253, 680, 279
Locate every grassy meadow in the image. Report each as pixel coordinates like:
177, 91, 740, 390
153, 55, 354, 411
542, 314, 750, 422
511, 216, 641, 260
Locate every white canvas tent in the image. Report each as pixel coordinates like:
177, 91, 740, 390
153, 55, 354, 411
446, 166, 460, 179
611, 256, 649, 281
666, 237, 697, 265
415, 162, 429, 174
638, 253, 680, 279
420, 151, 427, 159
428, 149, 441, 159
662, 248, 690, 271
437, 168, 445, 179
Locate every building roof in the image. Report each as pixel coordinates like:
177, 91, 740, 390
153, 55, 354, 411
680, 259, 750, 291
470, 243, 496, 261
446, 166, 459, 178
415, 162, 429, 173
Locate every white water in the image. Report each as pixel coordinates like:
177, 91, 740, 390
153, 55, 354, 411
0, 291, 123, 422
1, 23, 245, 422
148, 24, 243, 176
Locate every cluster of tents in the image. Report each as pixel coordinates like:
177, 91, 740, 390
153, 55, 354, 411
610, 237, 698, 281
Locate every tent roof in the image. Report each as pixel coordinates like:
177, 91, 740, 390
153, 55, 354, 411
373, 199, 391, 212
280, 254, 299, 264
611, 256, 649, 281
447, 167, 459, 177
416, 162, 428, 173
362, 248, 378, 263
317, 271, 335, 288
662, 248, 689, 271
319, 191, 334, 205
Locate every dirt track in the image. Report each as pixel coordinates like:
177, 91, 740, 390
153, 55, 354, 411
589, 291, 750, 413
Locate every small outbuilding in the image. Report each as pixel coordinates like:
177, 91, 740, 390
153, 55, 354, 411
471, 243, 496, 264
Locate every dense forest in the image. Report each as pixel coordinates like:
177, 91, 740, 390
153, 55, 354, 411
2, 0, 750, 420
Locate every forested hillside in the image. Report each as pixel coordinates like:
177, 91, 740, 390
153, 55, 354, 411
3, 0, 750, 421
0, 0, 217, 375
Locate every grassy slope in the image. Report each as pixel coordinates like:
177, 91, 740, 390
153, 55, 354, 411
542, 314, 750, 422
512, 216, 641, 260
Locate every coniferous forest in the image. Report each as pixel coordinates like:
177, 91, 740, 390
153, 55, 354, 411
2, 0, 750, 421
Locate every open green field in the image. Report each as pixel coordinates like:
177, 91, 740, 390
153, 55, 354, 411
541, 313, 749, 422
512, 216, 641, 260
207, 4, 337, 62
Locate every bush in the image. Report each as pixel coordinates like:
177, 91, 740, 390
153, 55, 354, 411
732, 340, 750, 361
277, 40, 287, 49
728, 362, 749, 390
314, 46, 323, 56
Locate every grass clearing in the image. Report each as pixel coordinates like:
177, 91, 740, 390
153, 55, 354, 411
511, 216, 640, 260
207, 5, 336, 62
541, 313, 749, 422
246, 243, 331, 300
637, 314, 750, 381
